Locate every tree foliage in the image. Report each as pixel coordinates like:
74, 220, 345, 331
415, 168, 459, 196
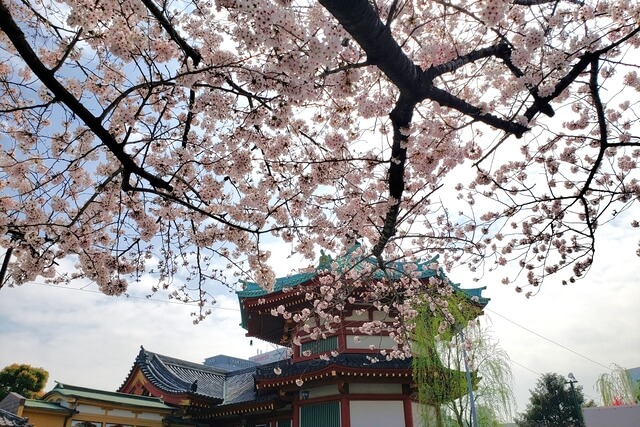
440, 324, 516, 427
516, 372, 585, 427
595, 364, 640, 406
0, 0, 639, 332
0, 363, 49, 400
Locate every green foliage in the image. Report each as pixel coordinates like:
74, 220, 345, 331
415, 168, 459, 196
412, 284, 486, 427
0, 364, 49, 400
595, 364, 639, 406
439, 324, 516, 426
516, 373, 585, 427
475, 404, 502, 427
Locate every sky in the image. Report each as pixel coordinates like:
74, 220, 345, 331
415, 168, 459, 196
0, 207, 639, 422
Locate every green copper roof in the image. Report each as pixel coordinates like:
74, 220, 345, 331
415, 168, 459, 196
23, 399, 74, 413
237, 243, 490, 331
43, 383, 173, 411
237, 243, 442, 298
237, 271, 317, 298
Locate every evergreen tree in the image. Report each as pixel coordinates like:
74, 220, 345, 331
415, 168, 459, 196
516, 373, 584, 427
0, 364, 49, 400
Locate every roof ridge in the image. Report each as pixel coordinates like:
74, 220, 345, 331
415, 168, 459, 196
50, 382, 166, 402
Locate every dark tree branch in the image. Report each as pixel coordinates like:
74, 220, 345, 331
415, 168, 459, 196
580, 57, 607, 208
182, 88, 196, 148
139, 0, 202, 66
318, 0, 528, 137
0, 0, 173, 191
498, 45, 555, 117
0, 247, 12, 290
51, 28, 83, 73
429, 42, 510, 77
512, 0, 584, 5
372, 95, 415, 259
525, 26, 640, 121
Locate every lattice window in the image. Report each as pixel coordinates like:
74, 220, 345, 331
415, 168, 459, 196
300, 335, 338, 355
299, 401, 340, 427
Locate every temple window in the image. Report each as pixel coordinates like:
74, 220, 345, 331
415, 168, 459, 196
300, 335, 338, 356
299, 401, 340, 427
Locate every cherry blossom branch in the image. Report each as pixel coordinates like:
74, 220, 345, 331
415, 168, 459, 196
512, 0, 584, 5
51, 28, 83, 73
139, 0, 202, 66
122, 183, 283, 235
0, 247, 12, 289
182, 89, 196, 148
498, 46, 555, 117
570, 57, 607, 246
372, 95, 414, 259
524, 26, 640, 121
318, 0, 528, 137
0, 0, 173, 192
320, 61, 370, 77
428, 43, 510, 77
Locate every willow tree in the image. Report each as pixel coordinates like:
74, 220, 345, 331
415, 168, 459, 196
0, 0, 638, 333
438, 324, 516, 427
595, 365, 640, 406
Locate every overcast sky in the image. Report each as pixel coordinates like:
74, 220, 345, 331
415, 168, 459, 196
0, 207, 638, 422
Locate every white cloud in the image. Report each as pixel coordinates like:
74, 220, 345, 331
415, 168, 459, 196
0, 281, 255, 392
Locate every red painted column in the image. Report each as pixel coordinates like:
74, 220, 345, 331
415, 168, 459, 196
403, 397, 413, 427
293, 397, 299, 427
341, 396, 351, 427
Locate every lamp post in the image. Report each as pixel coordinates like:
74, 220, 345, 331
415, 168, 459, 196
459, 326, 478, 427
566, 373, 584, 427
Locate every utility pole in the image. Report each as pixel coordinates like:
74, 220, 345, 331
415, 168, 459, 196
459, 326, 478, 427
566, 373, 584, 427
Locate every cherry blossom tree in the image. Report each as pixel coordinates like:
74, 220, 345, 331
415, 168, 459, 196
0, 0, 639, 325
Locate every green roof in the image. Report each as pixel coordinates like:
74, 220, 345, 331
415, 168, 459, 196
23, 399, 74, 414
237, 271, 317, 298
237, 243, 490, 329
43, 383, 173, 411
237, 243, 442, 299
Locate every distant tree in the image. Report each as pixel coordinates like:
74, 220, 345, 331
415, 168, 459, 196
516, 373, 584, 427
0, 364, 49, 400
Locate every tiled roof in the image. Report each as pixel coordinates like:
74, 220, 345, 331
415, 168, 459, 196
220, 367, 260, 405
23, 400, 74, 413
255, 353, 413, 380
237, 271, 317, 298
134, 348, 226, 401
44, 383, 172, 411
237, 243, 490, 331
0, 409, 31, 427
126, 348, 265, 408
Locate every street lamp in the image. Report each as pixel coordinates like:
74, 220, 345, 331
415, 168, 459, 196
566, 373, 584, 427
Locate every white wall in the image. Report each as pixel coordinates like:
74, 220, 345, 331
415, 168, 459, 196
349, 383, 402, 394
349, 400, 405, 427
583, 404, 640, 427
346, 335, 396, 350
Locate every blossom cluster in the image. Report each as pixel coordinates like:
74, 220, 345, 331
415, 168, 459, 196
0, 0, 638, 329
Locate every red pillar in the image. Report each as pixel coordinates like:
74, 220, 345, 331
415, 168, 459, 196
403, 397, 414, 427
293, 398, 299, 427
341, 396, 351, 427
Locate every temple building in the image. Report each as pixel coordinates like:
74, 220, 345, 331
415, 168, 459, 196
0, 383, 174, 427
116, 245, 489, 427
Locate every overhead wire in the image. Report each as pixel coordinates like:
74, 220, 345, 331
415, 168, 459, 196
485, 308, 611, 371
